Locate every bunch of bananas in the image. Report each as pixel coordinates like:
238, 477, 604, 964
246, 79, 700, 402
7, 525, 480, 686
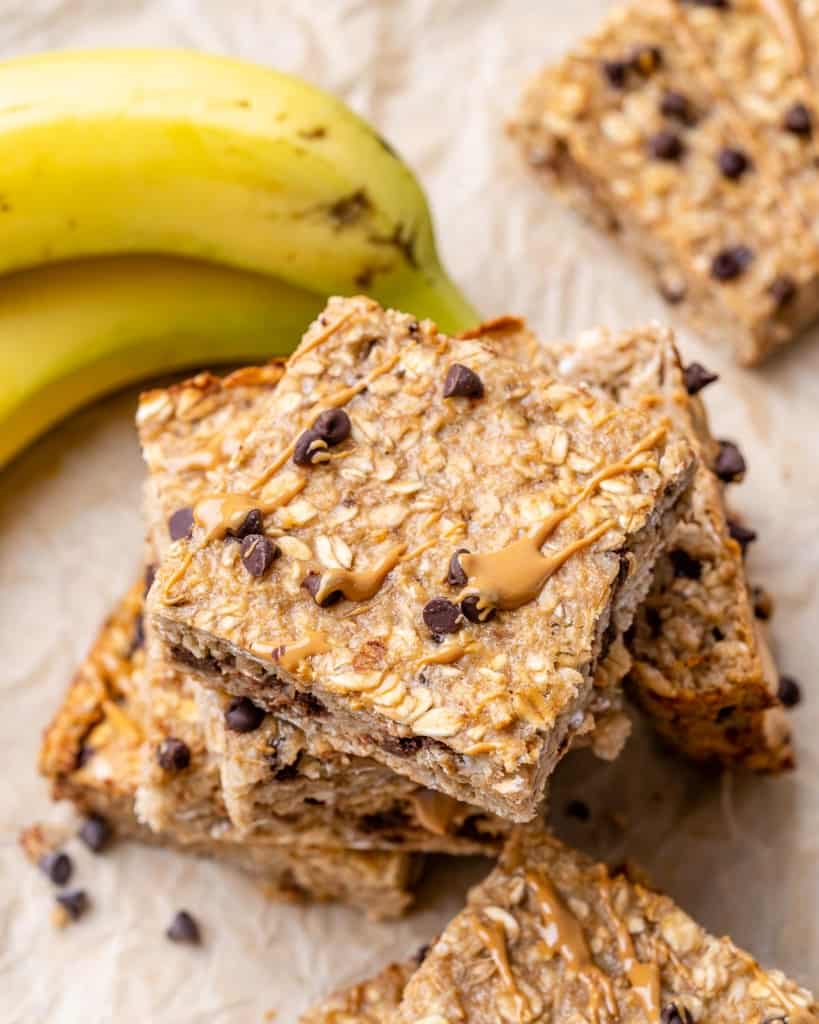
0, 50, 479, 467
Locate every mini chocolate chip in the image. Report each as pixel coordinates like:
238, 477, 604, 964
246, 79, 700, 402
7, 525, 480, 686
39, 851, 73, 886
313, 408, 351, 446
302, 571, 342, 607
647, 130, 684, 161
460, 595, 495, 624
718, 146, 751, 180
422, 597, 462, 636
784, 101, 813, 137
660, 89, 694, 124
602, 59, 629, 88
143, 564, 157, 596
727, 518, 757, 553
168, 507, 194, 541
225, 696, 266, 734
443, 363, 484, 399
669, 549, 702, 580
777, 675, 802, 708
683, 362, 718, 395
710, 245, 753, 281
293, 428, 328, 466
769, 274, 797, 310
240, 534, 279, 577
565, 799, 591, 821
166, 910, 201, 944
752, 585, 773, 621
157, 737, 191, 772
227, 508, 263, 540
79, 815, 112, 853
714, 440, 746, 482
56, 889, 89, 921
447, 549, 469, 588
661, 1004, 695, 1024
630, 45, 662, 76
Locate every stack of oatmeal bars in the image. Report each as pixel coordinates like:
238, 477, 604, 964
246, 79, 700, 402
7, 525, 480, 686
34, 293, 813, 1015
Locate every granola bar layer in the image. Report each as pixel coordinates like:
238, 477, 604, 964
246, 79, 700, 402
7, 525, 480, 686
38, 582, 419, 918
476, 315, 791, 771
147, 296, 695, 821
387, 829, 818, 1023
510, 0, 819, 365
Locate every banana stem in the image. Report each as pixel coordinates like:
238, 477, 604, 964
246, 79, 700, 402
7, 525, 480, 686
375, 264, 482, 336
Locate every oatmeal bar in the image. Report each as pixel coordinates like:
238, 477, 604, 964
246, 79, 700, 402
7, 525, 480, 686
300, 960, 415, 1024
147, 296, 695, 821
38, 582, 419, 918
473, 315, 791, 771
510, 0, 819, 365
385, 828, 818, 1023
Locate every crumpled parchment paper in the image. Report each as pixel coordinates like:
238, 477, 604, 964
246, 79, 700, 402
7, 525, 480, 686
1, 2, 818, 1020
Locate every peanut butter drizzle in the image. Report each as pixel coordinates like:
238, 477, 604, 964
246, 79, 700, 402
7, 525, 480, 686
760, 0, 807, 73
457, 425, 666, 614
273, 629, 330, 673
409, 789, 461, 836
315, 543, 406, 604
600, 876, 661, 1023
193, 478, 306, 541
161, 550, 194, 604
417, 639, 469, 666
474, 916, 530, 1019
289, 310, 354, 363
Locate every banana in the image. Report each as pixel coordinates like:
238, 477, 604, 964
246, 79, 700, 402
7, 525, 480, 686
0, 50, 479, 333
0, 256, 327, 468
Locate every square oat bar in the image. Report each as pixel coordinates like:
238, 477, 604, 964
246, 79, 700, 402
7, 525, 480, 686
146, 296, 695, 822
510, 0, 819, 364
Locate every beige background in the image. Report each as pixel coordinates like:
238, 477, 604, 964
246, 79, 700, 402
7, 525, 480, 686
1, 1, 818, 1020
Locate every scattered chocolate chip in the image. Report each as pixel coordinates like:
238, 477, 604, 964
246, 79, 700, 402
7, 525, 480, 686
240, 534, 279, 577
272, 762, 300, 782
302, 571, 342, 607
313, 408, 352, 446
784, 101, 813, 137
227, 508, 263, 540
79, 815, 111, 853
156, 737, 191, 773
602, 59, 629, 89
712, 625, 725, 642
660, 89, 694, 124
447, 549, 469, 588
39, 851, 73, 886
714, 440, 746, 482
565, 799, 591, 821
56, 889, 89, 921
727, 518, 757, 553
460, 595, 495, 624
225, 696, 266, 734
683, 362, 718, 395
777, 675, 802, 708
143, 564, 157, 597
751, 585, 773, 621
717, 146, 751, 180
166, 910, 201, 945
293, 428, 328, 466
661, 1005, 695, 1024
669, 549, 702, 579
407, 320, 420, 334
168, 507, 194, 541
630, 45, 662, 76
443, 363, 484, 399
422, 597, 463, 636
647, 130, 684, 161
710, 245, 753, 281
769, 274, 797, 310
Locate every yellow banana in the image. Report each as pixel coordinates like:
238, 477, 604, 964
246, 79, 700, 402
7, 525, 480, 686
0, 49, 478, 333
0, 256, 327, 468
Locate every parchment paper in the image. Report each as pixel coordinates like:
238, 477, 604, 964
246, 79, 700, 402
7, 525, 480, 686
2, 2, 818, 1020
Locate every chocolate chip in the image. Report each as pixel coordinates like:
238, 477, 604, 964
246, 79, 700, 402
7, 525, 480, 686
79, 815, 111, 853
447, 549, 469, 588
143, 564, 157, 597
710, 245, 753, 281
240, 534, 279, 577
602, 59, 629, 89
56, 889, 89, 921
669, 549, 702, 579
718, 146, 751, 180
565, 799, 591, 821
784, 101, 813, 137
422, 597, 462, 636
714, 440, 746, 482
661, 1005, 695, 1024
777, 675, 802, 708
727, 518, 757, 553
313, 408, 351, 446
443, 363, 484, 399
769, 274, 797, 310
292, 690, 327, 717
630, 45, 662, 76
166, 910, 201, 944
660, 89, 694, 124
683, 362, 718, 395
156, 737, 191, 772
224, 696, 266, 734
302, 571, 342, 606
460, 595, 495, 624
645, 606, 662, 636
168, 507, 194, 541
752, 585, 773, 621
293, 428, 329, 466
647, 130, 684, 161
227, 508, 263, 540
39, 851, 73, 886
